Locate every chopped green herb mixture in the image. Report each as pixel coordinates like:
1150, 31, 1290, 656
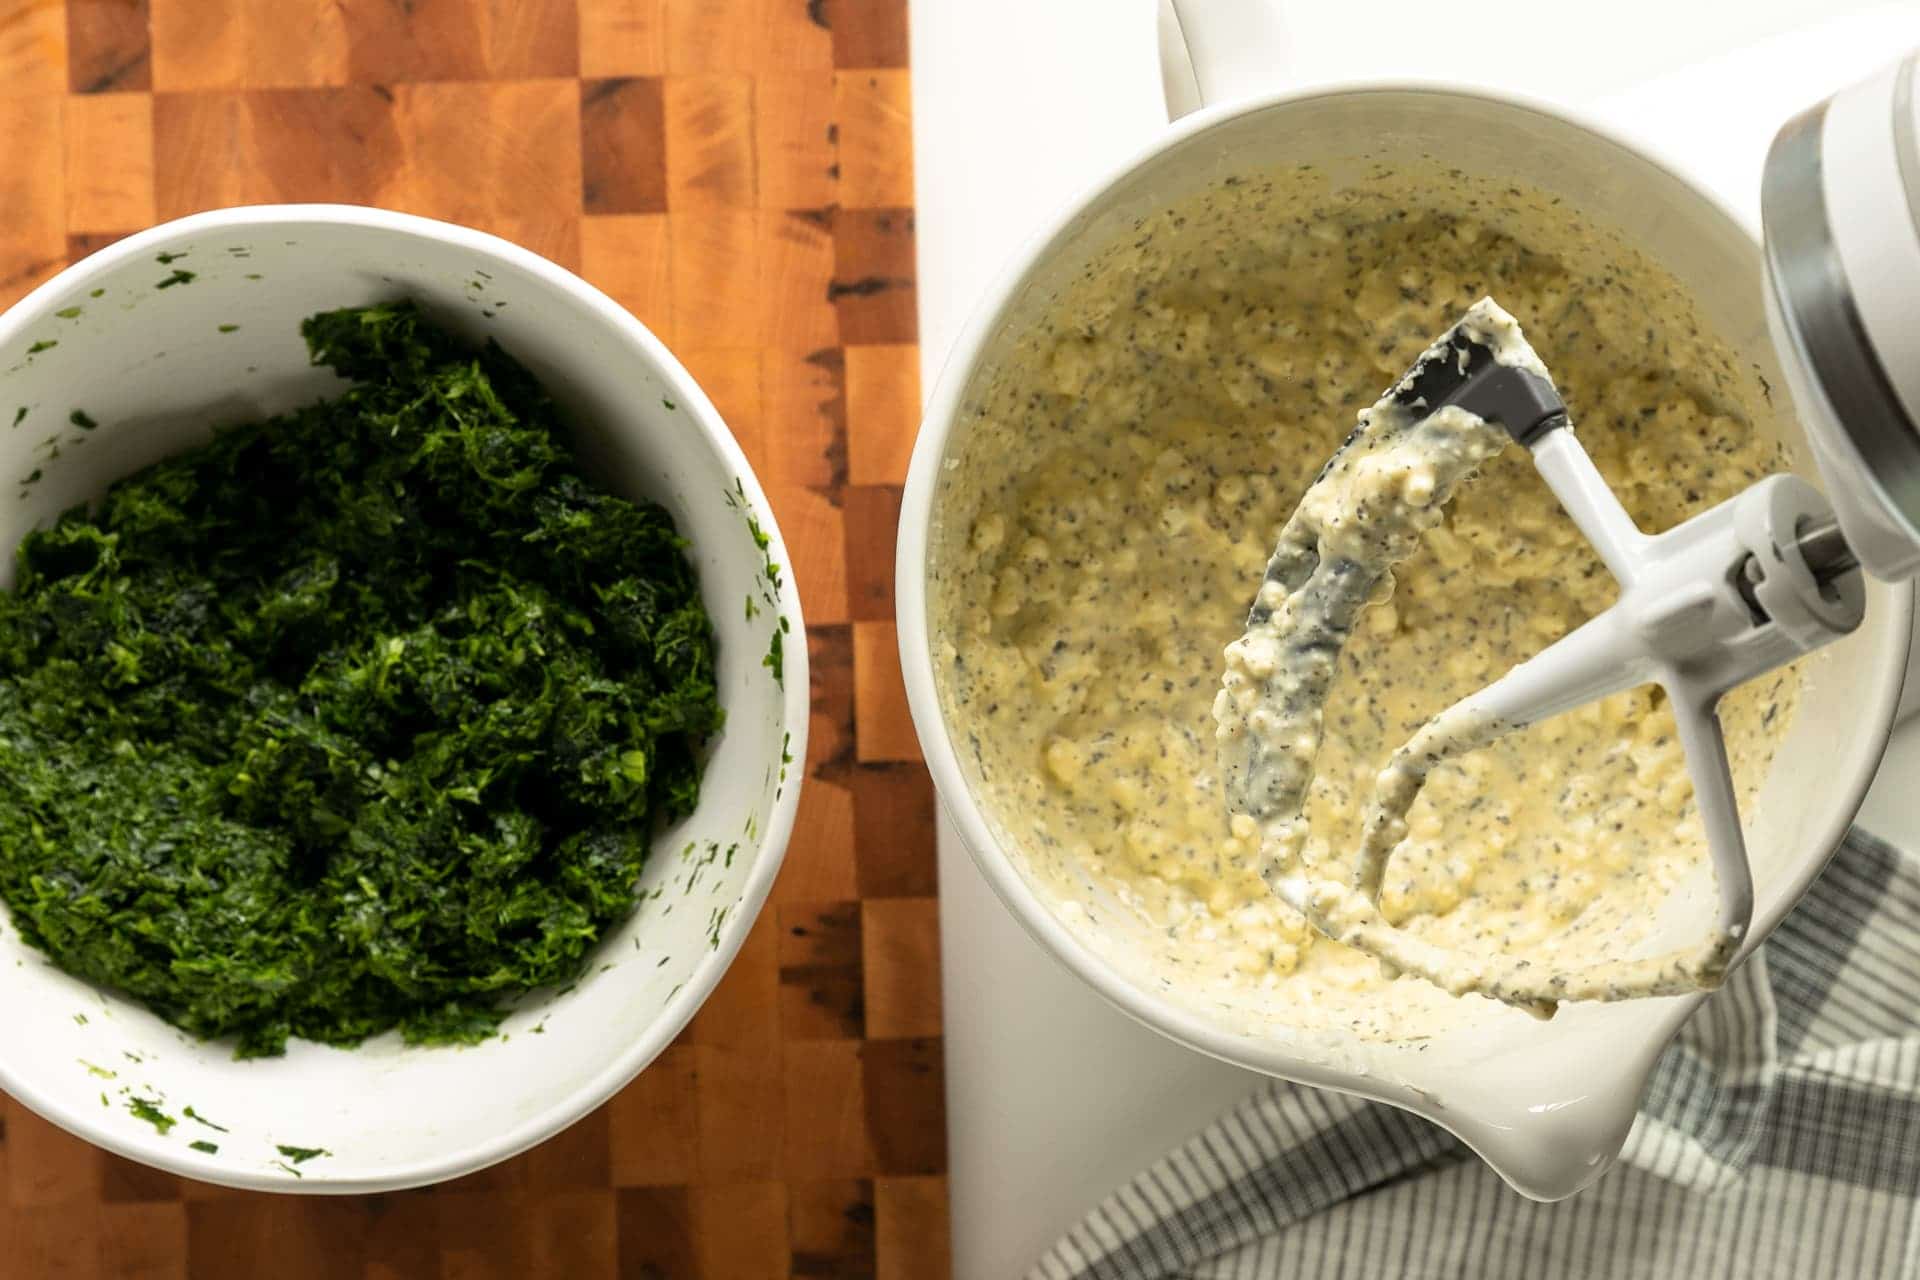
0, 303, 723, 1057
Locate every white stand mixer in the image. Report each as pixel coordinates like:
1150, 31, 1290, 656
1290, 51, 1920, 1009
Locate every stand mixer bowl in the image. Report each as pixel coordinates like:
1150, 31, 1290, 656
896, 74, 1915, 1199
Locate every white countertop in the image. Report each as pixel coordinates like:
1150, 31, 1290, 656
907, 4, 1920, 1275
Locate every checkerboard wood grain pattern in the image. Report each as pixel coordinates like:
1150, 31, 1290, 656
0, 0, 947, 1275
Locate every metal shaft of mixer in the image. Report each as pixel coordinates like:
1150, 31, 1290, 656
1797, 514, 1859, 580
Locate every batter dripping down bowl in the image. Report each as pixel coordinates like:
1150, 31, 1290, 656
895, 25, 1913, 1202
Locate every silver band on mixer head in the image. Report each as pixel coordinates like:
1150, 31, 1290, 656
1762, 100, 1920, 534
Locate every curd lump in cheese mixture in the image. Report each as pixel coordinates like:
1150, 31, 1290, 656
928, 167, 1804, 1039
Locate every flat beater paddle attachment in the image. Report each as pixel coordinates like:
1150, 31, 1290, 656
1214, 299, 1865, 1016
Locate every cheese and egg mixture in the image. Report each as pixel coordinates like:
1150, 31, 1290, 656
927, 167, 1803, 1037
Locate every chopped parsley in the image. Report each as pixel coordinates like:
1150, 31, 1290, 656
0, 303, 723, 1058
722, 479, 786, 686
184, 1106, 229, 1132
69, 410, 98, 431
26, 340, 56, 355
190, 1140, 220, 1154
275, 1144, 329, 1164
764, 619, 786, 682
127, 1097, 176, 1135
155, 269, 195, 289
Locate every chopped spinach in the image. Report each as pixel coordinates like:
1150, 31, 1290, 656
0, 302, 723, 1058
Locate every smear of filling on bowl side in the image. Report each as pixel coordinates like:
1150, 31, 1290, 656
929, 169, 1802, 1039
0, 302, 723, 1058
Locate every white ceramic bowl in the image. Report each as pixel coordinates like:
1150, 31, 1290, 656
896, 82, 1913, 1199
0, 205, 808, 1192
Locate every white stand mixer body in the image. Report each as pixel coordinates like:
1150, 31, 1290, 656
1765, 52, 1920, 581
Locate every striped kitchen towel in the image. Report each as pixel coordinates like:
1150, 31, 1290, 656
1032, 827, 1920, 1279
